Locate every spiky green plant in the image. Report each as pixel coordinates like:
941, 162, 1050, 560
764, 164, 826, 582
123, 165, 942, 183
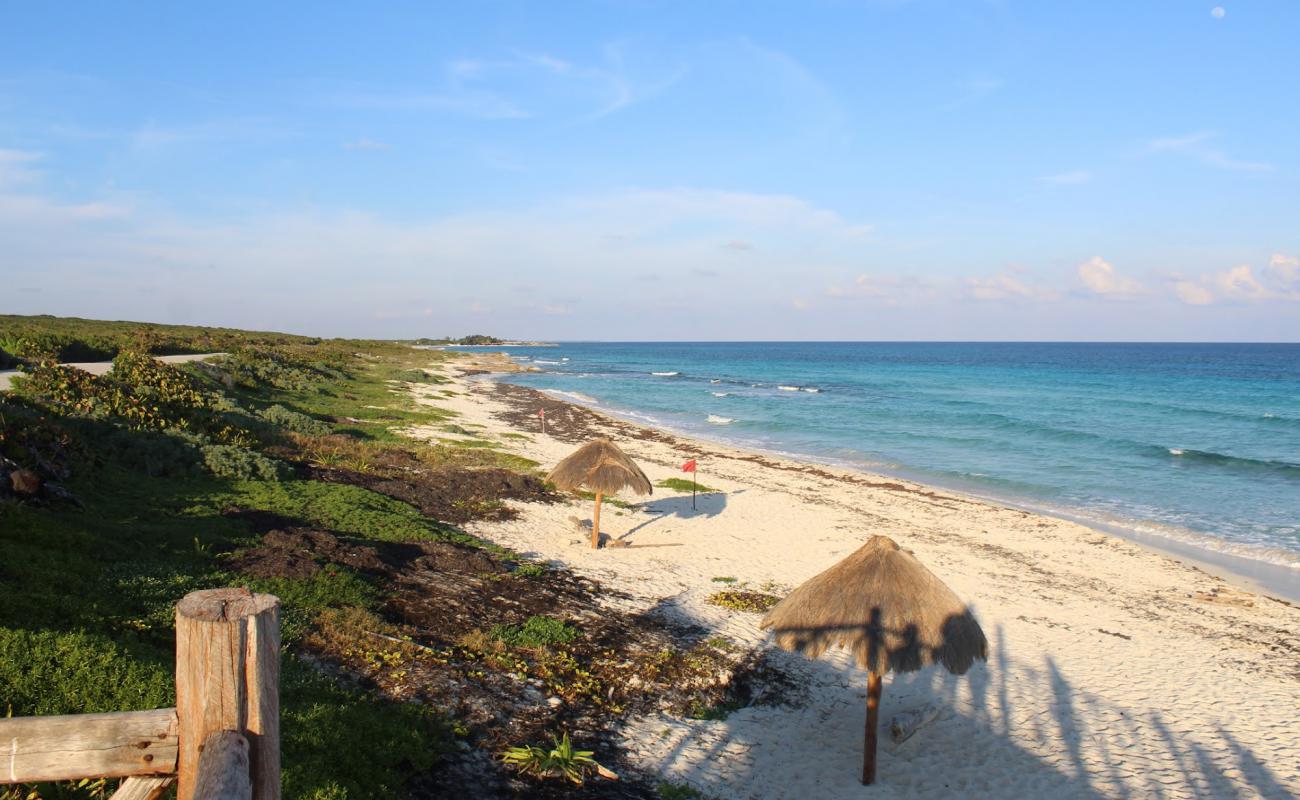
501, 733, 600, 785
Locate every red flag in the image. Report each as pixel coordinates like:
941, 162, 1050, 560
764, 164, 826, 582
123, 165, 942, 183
538, 408, 545, 417
682, 459, 697, 472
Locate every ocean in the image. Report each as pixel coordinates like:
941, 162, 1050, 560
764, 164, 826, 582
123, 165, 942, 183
463, 342, 1300, 589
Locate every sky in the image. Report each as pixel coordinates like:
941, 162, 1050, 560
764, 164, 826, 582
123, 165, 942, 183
1, 1, 1298, 341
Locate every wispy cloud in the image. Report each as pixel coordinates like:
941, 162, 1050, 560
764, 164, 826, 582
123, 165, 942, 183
343, 138, 391, 151
1147, 131, 1273, 172
331, 44, 685, 124
125, 118, 297, 152
0, 147, 43, 187
1038, 170, 1091, 185
940, 74, 1004, 111
965, 269, 1058, 302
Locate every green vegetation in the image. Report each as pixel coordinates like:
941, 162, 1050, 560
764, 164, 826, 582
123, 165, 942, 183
656, 477, 719, 494
657, 781, 707, 800
705, 589, 783, 614
686, 697, 743, 721
0, 313, 314, 365
710, 576, 738, 584
0, 315, 540, 799
489, 615, 579, 648
501, 733, 602, 785
413, 334, 503, 346
1, 315, 751, 799
513, 562, 547, 578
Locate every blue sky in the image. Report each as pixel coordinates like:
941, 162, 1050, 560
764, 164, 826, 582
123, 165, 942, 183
1, 1, 1297, 340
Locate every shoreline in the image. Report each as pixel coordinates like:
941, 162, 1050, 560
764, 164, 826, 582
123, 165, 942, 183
504, 375, 1300, 604
405, 350, 1300, 799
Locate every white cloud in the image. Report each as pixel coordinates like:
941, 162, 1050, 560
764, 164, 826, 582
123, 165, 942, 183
1173, 281, 1214, 306
1212, 264, 1269, 299
1078, 256, 1143, 296
1169, 254, 1300, 305
1266, 253, 1299, 290
1211, 7, 1226, 19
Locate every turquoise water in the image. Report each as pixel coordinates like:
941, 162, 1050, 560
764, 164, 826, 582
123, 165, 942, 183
470, 342, 1299, 574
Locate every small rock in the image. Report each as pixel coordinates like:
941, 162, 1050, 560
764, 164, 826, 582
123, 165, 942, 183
10, 469, 40, 496
547, 696, 562, 708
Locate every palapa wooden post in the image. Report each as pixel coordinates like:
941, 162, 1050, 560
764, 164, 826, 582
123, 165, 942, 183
863, 672, 883, 785
175, 588, 280, 800
591, 492, 604, 549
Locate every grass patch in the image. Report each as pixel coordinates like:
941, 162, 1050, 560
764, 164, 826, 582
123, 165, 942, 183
705, 590, 782, 614
657, 781, 707, 800
710, 576, 737, 584
489, 616, 579, 649
513, 563, 547, 578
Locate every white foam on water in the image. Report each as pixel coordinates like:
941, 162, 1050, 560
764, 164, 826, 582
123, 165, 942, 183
778, 385, 800, 392
543, 389, 599, 405
802, 387, 820, 393
707, 415, 734, 425
652, 371, 680, 376
710, 391, 730, 397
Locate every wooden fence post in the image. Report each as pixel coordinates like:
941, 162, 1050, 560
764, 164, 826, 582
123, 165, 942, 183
175, 588, 280, 800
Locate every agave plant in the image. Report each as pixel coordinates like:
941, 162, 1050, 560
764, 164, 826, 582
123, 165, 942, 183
501, 733, 601, 785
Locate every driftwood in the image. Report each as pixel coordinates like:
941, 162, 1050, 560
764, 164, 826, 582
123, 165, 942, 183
0, 708, 178, 783
890, 703, 941, 744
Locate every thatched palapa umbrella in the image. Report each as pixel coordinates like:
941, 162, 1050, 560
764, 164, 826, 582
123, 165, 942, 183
546, 439, 652, 549
760, 535, 987, 785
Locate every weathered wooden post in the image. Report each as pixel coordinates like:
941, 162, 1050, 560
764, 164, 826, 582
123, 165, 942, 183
195, 731, 253, 800
175, 588, 280, 800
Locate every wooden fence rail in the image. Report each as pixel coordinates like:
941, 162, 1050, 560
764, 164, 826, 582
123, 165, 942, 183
0, 589, 279, 800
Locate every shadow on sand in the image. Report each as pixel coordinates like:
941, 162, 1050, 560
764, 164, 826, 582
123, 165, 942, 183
618, 491, 733, 541
620, 611, 1297, 799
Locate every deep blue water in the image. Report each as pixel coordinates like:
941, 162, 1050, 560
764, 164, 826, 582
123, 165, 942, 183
465, 342, 1300, 571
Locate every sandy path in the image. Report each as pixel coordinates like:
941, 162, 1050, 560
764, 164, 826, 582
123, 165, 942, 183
409, 358, 1300, 800
0, 353, 226, 391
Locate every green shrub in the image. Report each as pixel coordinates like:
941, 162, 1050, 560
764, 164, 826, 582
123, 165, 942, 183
280, 658, 452, 799
0, 628, 173, 715
489, 615, 578, 648
201, 444, 288, 481
259, 404, 333, 436
95, 426, 203, 477
240, 567, 377, 643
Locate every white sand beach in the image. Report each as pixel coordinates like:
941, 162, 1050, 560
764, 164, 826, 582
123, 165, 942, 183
410, 355, 1300, 799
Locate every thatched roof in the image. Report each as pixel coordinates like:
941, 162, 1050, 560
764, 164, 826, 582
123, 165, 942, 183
760, 535, 987, 675
546, 439, 653, 497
